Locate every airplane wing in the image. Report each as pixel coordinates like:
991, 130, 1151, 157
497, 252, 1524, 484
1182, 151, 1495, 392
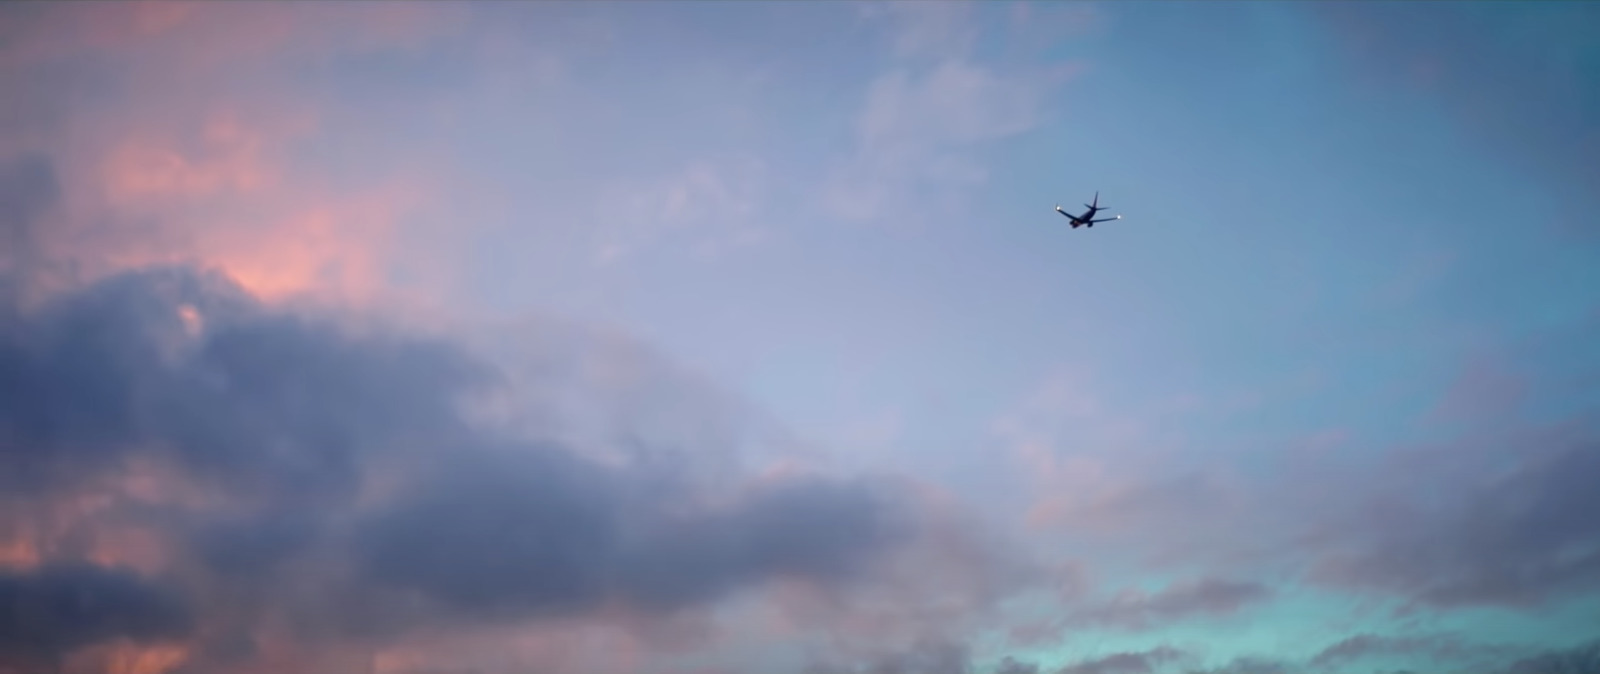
1089, 215, 1122, 223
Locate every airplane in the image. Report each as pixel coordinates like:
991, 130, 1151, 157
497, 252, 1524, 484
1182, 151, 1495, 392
1054, 191, 1122, 228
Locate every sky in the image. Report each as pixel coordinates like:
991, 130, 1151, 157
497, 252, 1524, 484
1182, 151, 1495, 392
1, 1, 1599, 673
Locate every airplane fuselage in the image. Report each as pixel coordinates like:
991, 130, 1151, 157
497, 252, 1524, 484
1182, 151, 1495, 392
1055, 205, 1100, 228
1054, 192, 1119, 228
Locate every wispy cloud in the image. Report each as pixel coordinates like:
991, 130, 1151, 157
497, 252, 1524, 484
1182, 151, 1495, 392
824, 1, 1080, 224
593, 155, 772, 265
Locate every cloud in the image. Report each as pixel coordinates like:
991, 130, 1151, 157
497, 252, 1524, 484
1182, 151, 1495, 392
354, 452, 904, 630
1308, 434, 1600, 610
0, 265, 484, 496
805, 638, 975, 674
1000, 577, 1273, 653
1178, 656, 1292, 674
1274, 311, 1600, 612
858, 1, 979, 63
0, 2, 469, 76
593, 156, 772, 265
1065, 578, 1273, 631
0, 154, 57, 260
1004, 2, 1104, 55
69, 112, 438, 306
0, 562, 192, 667
0, 265, 938, 671
1310, 632, 1516, 669
804, 643, 1196, 674
1127, 637, 1600, 674
824, 61, 1052, 223
1501, 639, 1600, 674
1058, 647, 1188, 674
1423, 352, 1530, 426
995, 320, 1600, 619
824, 2, 1079, 223
749, 484, 1044, 672
0, 1, 473, 310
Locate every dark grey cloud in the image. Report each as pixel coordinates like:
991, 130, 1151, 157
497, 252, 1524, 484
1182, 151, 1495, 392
615, 477, 904, 610
1186, 658, 1290, 674
344, 445, 623, 634
1059, 647, 1187, 674
353, 448, 905, 634
794, 636, 1586, 674
1182, 637, 1600, 674
0, 264, 489, 501
861, 640, 972, 674
1066, 578, 1272, 631
1313, 633, 1449, 667
188, 510, 323, 579
1103, 635, 1600, 674
162, 310, 492, 503
0, 563, 192, 665
1502, 639, 1600, 674
1311, 437, 1600, 610
0, 265, 913, 663
1311, 632, 1518, 670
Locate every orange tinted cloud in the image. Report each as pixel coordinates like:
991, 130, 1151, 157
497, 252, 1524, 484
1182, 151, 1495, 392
0, 461, 200, 577
0, 534, 40, 569
196, 178, 431, 304
63, 641, 190, 674
10, 2, 466, 312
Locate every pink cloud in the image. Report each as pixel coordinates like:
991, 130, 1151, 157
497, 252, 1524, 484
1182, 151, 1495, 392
98, 111, 303, 203
1, 2, 494, 315
2, 2, 468, 75
1423, 351, 1529, 426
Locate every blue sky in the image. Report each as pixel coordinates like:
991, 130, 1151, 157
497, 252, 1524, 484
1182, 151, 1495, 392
1, 2, 1598, 673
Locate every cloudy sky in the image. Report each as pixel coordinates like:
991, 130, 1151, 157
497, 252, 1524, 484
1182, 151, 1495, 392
2, 2, 1599, 673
